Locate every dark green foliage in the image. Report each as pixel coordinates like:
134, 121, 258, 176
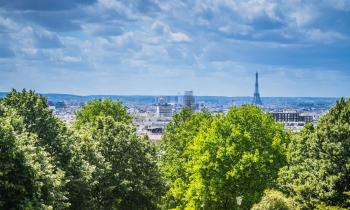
74, 100, 165, 209
1, 91, 165, 209
89, 116, 164, 209
1, 89, 98, 209
278, 98, 350, 209
0, 106, 68, 209
2, 89, 67, 160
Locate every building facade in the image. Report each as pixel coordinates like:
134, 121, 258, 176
271, 111, 313, 123
183, 90, 196, 111
156, 97, 173, 118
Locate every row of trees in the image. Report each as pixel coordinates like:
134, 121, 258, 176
161, 98, 350, 209
0, 89, 349, 209
0, 90, 163, 209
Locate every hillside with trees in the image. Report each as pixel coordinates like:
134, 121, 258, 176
1, 89, 350, 209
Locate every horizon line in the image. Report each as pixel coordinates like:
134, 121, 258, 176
0, 91, 344, 99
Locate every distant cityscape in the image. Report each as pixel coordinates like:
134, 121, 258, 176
0, 74, 339, 139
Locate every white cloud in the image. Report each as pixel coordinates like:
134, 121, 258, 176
305, 28, 348, 43
169, 31, 191, 42
1, 0, 350, 96
219, 23, 254, 36
151, 20, 190, 42
0, 16, 19, 32
221, 0, 279, 21
81, 23, 123, 36
62, 56, 82, 62
288, 6, 317, 28
110, 32, 135, 47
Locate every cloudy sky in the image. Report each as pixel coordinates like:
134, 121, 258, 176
0, 0, 349, 96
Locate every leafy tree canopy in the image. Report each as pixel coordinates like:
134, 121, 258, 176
251, 189, 299, 210
1, 89, 72, 166
73, 100, 165, 209
161, 106, 289, 209
278, 98, 350, 209
1, 89, 98, 209
74, 99, 132, 129
160, 108, 213, 208
0, 106, 68, 210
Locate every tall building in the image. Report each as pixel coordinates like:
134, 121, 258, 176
183, 90, 196, 110
156, 97, 173, 118
54, 101, 66, 109
252, 72, 263, 105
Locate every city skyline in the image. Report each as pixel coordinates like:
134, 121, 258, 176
1, 0, 350, 97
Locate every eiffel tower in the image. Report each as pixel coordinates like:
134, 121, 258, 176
253, 72, 263, 105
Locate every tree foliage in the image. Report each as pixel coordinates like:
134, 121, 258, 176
0, 106, 68, 209
1, 91, 165, 209
161, 105, 289, 209
74, 99, 132, 129
278, 98, 350, 209
74, 100, 165, 209
2, 89, 69, 161
160, 108, 213, 209
251, 189, 298, 210
1, 89, 98, 209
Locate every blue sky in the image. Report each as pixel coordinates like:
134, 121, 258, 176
0, 0, 349, 97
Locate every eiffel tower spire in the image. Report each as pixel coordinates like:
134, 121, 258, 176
253, 72, 263, 105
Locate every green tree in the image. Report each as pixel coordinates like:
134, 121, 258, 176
60, 131, 100, 210
74, 100, 164, 209
278, 98, 350, 209
160, 108, 213, 209
1, 89, 73, 167
251, 189, 298, 210
74, 99, 132, 129
185, 105, 288, 209
0, 106, 68, 209
1, 89, 97, 209
161, 106, 289, 209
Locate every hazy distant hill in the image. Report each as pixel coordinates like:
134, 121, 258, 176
0, 92, 339, 108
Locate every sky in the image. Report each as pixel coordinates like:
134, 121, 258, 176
0, 0, 349, 97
